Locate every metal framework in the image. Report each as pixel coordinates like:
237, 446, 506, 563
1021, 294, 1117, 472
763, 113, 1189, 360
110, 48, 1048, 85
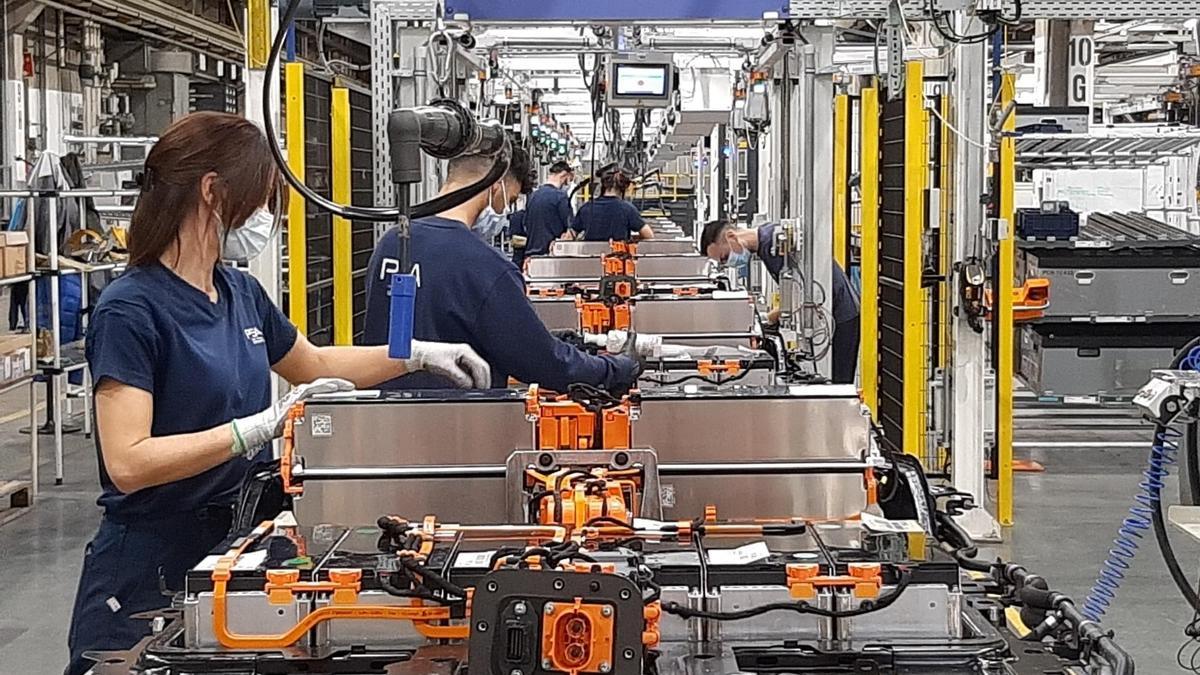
790, 0, 1200, 18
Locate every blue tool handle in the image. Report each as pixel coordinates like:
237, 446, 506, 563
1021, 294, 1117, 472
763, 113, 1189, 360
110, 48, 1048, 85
387, 273, 417, 359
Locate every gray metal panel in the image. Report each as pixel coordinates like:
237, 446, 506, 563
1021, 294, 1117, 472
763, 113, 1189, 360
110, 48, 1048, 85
530, 297, 580, 331
1019, 330, 1174, 396
293, 399, 531, 526
525, 255, 713, 281
633, 296, 756, 337
638, 393, 869, 520
549, 240, 697, 256
524, 256, 601, 279
292, 390, 870, 526
1027, 256, 1200, 318
638, 255, 714, 278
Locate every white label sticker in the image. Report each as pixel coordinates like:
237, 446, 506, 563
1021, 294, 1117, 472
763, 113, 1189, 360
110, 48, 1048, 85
454, 551, 496, 569
706, 541, 771, 565
859, 511, 924, 534
106, 596, 122, 613
310, 414, 333, 437
191, 549, 268, 572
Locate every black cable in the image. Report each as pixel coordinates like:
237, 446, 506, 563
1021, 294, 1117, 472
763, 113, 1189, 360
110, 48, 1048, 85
663, 568, 913, 621
807, 522, 838, 572
1153, 335, 1200, 616
400, 557, 468, 598
265, 0, 508, 223
584, 515, 637, 530
527, 489, 554, 523
640, 365, 755, 387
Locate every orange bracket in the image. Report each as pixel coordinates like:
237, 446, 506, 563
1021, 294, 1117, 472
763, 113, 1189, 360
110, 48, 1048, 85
524, 386, 635, 450
785, 562, 882, 601
985, 277, 1049, 323
696, 360, 742, 376
279, 404, 307, 495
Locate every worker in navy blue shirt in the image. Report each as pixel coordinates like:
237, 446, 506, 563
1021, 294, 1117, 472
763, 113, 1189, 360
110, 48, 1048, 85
363, 148, 641, 392
569, 167, 654, 242
65, 113, 489, 675
515, 161, 575, 263
701, 220, 861, 384
508, 208, 528, 267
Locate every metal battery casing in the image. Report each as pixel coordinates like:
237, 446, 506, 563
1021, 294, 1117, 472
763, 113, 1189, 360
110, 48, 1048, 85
1018, 324, 1188, 396
529, 296, 580, 331
525, 254, 713, 282
631, 294, 757, 345
549, 240, 697, 256
1022, 249, 1200, 319
291, 387, 870, 527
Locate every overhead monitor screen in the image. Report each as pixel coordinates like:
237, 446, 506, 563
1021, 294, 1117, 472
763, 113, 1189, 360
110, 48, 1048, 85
614, 64, 669, 97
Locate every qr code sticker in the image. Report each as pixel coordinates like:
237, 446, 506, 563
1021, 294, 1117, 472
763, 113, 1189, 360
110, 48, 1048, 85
310, 414, 333, 437
660, 484, 676, 508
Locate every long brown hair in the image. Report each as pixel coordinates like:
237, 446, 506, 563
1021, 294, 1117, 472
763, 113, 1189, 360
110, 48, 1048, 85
128, 112, 282, 266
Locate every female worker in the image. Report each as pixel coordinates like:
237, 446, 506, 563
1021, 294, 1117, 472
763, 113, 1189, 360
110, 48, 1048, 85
568, 167, 654, 242
65, 112, 490, 674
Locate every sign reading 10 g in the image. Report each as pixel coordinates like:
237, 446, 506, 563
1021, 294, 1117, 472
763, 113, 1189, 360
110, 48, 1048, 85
1068, 35, 1095, 109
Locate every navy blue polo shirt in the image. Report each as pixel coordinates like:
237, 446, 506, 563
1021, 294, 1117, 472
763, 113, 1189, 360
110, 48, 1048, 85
757, 223, 861, 324
363, 216, 638, 391
86, 263, 298, 518
524, 184, 573, 256
570, 196, 644, 241
509, 209, 528, 265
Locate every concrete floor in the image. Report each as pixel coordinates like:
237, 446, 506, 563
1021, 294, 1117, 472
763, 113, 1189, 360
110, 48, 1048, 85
0, 389, 1195, 672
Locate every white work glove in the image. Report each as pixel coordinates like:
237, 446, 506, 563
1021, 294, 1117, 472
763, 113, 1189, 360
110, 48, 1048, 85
230, 377, 355, 457
404, 340, 492, 389
603, 330, 663, 358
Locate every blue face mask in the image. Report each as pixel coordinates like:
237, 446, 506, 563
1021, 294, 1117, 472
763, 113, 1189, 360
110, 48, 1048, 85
726, 246, 752, 272
474, 207, 508, 243
473, 182, 510, 243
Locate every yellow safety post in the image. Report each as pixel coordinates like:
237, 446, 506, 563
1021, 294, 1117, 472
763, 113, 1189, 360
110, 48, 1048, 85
937, 92, 953, 470
246, 0, 270, 69
331, 86, 352, 345
832, 94, 850, 269
902, 61, 927, 458
997, 73, 1017, 526
285, 62, 307, 334
859, 87, 880, 416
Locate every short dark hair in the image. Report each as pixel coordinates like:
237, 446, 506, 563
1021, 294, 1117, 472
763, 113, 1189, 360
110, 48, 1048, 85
446, 144, 534, 194
549, 161, 573, 175
509, 146, 535, 194
700, 220, 731, 253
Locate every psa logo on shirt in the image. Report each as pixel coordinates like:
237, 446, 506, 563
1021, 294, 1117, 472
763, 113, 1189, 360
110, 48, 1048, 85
379, 258, 422, 287
244, 327, 265, 345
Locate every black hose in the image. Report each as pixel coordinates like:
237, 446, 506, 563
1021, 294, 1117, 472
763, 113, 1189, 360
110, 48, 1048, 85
409, 150, 510, 220
1003, 565, 1135, 675
662, 568, 914, 621
265, 0, 506, 222
1152, 336, 1200, 615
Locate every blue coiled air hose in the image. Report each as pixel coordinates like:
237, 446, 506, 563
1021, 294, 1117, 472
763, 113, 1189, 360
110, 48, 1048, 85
1081, 344, 1200, 623
1081, 426, 1181, 622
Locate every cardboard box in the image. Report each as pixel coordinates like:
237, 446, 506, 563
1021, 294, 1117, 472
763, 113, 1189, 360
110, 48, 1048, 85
3, 246, 26, 278
1, 231, 27, 278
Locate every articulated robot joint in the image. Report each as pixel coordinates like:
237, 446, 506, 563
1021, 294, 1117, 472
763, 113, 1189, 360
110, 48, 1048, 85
1133, 369, 1200, 426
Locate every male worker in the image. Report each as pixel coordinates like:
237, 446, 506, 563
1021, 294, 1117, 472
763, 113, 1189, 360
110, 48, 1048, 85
512, 161, 575, 265
700, 220, 861, 384
363, 148, 641, 391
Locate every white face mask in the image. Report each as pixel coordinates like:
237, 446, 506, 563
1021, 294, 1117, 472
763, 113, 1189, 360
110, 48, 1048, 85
221, 208, 274, 262
473, 182, 510, 242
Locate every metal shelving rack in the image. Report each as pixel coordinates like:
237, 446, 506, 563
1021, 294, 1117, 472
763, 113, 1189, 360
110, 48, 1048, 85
0, 189, 42, 520
33, 188, 137, 485
1014, 131, 1200, 170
